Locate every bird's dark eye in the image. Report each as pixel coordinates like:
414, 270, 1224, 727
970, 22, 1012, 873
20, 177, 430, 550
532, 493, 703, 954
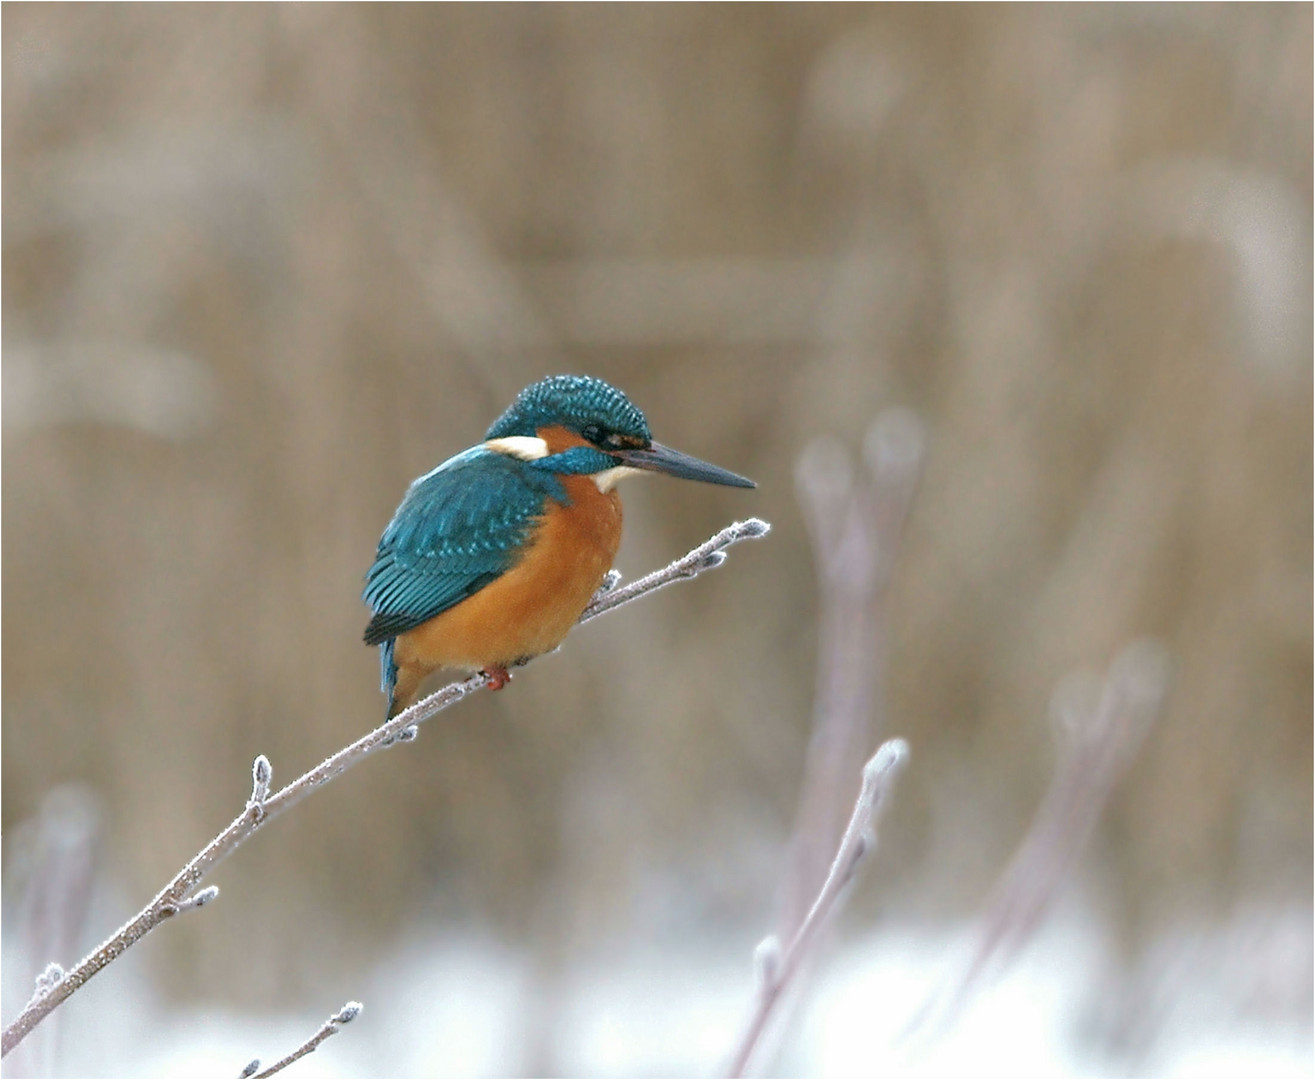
581, 424, 642, 451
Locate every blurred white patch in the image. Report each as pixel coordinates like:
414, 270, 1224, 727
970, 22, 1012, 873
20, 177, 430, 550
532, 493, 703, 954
1133, 903, 1314, 1078
794, 916, 1102, 1078
7, 119, 305, 241
1127, 160, 1310, 384
353, 931, 531, 1078
555, 944, 747, 1076
9, 904, 1310, 1076
4, 341, 218, 440
803, 36, 905, 138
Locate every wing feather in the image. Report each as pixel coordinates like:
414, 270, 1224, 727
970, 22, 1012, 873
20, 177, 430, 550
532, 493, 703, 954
362, 448, 566, 646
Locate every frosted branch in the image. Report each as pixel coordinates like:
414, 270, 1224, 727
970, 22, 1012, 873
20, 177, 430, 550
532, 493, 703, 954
727, 739, 909, 1077
242, 1000, 362, 1078
1, 518, 770, 1059
580, 518, 770, 622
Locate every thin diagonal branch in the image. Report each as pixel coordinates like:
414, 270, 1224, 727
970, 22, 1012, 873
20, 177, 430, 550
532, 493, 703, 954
580, 517, 770, 621
2, 517, 771, 1059
902, 639, 1171, 1048
239, 1000, 362, 1079
727, 739, 909, 1078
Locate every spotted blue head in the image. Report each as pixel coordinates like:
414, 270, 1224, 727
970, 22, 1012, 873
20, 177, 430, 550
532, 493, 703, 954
485, 374, 755, 488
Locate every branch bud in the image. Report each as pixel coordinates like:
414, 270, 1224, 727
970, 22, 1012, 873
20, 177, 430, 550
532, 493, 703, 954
189, 885, 220, 908
861, 738, 909, 806
163, 885, 220, 917
734, 518, 771, 539
249, 755, 272, 818
333, 1001, 363, 1025
752, 935, 782, 991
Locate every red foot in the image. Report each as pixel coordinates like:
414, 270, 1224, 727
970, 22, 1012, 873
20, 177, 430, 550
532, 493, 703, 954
483, 666, 512, 691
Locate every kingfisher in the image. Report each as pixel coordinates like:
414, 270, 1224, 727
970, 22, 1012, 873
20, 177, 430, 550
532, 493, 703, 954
364, 374, 755, 717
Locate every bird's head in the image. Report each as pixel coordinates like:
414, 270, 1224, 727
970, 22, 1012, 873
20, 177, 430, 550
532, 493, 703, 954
484, 374, 755, 491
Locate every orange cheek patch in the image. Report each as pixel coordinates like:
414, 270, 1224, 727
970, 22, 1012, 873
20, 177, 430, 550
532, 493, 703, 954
538, 424, 593, 454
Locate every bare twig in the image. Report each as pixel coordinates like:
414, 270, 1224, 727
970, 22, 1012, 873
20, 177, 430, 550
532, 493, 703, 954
783, 410, 923, 939
902, 639, 1172, 1047
1, 518, 771, 1059
727, 739, 909, 1078
240, 1000, 362, 1079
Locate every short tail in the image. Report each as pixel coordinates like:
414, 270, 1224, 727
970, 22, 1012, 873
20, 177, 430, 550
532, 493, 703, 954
379, 639, 398, 716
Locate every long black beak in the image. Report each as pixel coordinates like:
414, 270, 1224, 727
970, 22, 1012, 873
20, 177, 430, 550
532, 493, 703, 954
614, 441, 756, 488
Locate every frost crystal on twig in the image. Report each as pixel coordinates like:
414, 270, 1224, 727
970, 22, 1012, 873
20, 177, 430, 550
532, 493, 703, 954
333, 1001, 362, 1024
33, 964, 65, 997
752, 937, 782, 991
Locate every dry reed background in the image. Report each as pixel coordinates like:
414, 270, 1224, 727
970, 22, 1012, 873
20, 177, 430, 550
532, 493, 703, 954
3, 4, 1311, 1075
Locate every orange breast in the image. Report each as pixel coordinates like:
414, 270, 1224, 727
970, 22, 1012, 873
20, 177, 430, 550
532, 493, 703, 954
392, 473, 623, 676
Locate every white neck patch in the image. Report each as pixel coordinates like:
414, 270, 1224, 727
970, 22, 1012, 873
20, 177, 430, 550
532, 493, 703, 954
486, 438, 642, 491
484, 436, 550, 461
592, 465, 645, 492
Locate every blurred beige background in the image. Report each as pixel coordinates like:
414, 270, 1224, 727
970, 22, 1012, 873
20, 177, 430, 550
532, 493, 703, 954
3, 4, 1310, 1076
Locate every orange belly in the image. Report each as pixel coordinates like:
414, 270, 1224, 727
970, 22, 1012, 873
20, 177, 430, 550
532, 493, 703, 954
389, 474, 622, 711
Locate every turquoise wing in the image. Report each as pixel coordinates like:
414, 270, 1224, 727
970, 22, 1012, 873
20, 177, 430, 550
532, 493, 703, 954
362, 448, 565, 647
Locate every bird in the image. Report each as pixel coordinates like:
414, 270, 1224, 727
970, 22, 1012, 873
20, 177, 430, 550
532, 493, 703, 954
364, 374, 755, 717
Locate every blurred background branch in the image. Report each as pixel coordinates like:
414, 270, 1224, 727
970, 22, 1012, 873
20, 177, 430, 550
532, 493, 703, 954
783, 409, 924, 940
3, 5, 1309, 1075
903, 639, 1173, 1052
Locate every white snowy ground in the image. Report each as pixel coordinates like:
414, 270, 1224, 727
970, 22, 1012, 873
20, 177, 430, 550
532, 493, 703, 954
4, 895, 1310, 1078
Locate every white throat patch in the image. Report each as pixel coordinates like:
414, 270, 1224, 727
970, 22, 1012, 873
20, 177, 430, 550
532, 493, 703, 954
592, 465, 645, 492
